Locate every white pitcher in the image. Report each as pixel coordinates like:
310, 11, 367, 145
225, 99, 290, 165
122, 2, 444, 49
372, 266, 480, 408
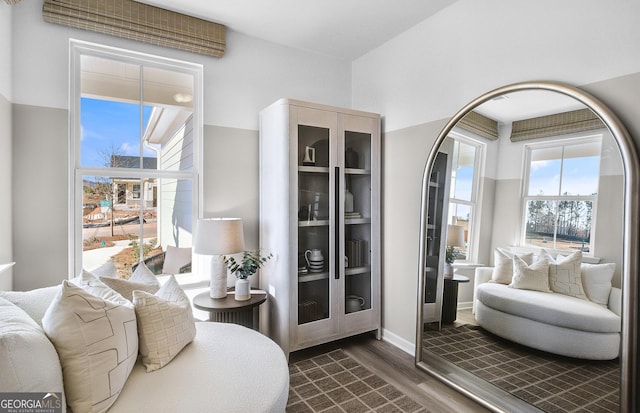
305, 249, 324, 272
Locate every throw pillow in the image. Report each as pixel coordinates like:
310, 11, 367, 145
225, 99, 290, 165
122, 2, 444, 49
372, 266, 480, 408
42, 280, 138, 413
509, 256, 551, 292
133, 275, 196, 372
129, 261, 160, 285
490, 248, 534, 284
541, 249, 587, 300
0, 285, 60, 326
581, 262, 616, 306
100, 276, 160, 302
162, 245, 192, 274
0, 298, 65, 405
89, 260, 118, 278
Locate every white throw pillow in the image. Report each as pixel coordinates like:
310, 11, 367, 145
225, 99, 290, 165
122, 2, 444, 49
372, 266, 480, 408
42, 280, 138, 413
490, 248, 534, 284
89, 260, 118, 278
542, 249, 588, 300
0, 285, 60, 326
581, 262, 615, 306
130, 261, 160, 285
133, 275, 196, 372
100, 276, 160, 302
509, 256, 551, 292
0, 298, 65, 408
162, 246, 192, 274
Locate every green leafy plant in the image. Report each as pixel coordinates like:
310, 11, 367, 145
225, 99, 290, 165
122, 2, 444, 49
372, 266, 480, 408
224, 250, 273, 279
445, 245, 458, 264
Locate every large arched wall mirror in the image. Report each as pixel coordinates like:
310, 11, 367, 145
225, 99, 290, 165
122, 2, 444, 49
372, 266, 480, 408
416, 81, 639, 413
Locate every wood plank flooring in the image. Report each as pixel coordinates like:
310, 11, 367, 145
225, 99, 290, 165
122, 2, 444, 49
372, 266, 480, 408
289, 332, 491, 413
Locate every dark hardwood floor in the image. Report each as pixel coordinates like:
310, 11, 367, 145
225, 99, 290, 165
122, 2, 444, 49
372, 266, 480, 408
289, 332, 491, 413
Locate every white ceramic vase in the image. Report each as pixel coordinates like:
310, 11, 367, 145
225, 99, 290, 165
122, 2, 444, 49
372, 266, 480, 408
235, 278, 251, 301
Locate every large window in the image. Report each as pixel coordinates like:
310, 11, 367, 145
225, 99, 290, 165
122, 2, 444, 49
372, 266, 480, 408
447, 135, 483, 261
522, 137, 601, 253
70, 41, 202, 277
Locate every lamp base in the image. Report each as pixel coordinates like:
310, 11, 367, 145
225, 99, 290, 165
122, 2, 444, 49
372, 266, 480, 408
210, 256, 227, 299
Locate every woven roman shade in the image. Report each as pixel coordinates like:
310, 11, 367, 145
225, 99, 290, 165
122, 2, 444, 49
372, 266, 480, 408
457, 111, 499, 140
511, 108, 604, 142
42, 0, 226, 58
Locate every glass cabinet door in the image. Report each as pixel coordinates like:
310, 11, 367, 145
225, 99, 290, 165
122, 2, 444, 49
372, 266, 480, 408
297, 124, 332, 325
342, 127, 373, 316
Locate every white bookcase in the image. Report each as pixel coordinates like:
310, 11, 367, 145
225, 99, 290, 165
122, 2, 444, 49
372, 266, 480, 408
259, 99, 381, 356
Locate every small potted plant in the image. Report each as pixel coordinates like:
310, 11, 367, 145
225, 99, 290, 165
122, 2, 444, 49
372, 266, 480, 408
444, 246, 458, 279
224, 250, 273, 301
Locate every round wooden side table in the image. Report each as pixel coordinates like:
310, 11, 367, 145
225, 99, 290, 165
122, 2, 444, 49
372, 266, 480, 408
192, 290, 267, 330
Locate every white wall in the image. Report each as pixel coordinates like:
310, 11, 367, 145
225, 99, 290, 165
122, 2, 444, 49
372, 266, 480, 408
0, 3, 12, 289
352, 0, 640, 349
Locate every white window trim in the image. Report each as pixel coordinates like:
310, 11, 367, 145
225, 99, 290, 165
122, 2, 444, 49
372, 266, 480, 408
447, 131, 485, 263
69, 39, 203, 276
520, 134, 603, 255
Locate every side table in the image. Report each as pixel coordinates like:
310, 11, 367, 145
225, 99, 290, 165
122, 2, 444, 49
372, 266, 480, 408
193, 290, 267, 330
441, 274, 470, 324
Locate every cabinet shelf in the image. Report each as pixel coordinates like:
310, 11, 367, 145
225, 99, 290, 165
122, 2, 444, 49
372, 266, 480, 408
297, 265, 371, 282
346, 218, 371, 225
298, 219, 330, 227
299, 166, 330, 173
345, 265, 371, 276
345, 168, 371, 175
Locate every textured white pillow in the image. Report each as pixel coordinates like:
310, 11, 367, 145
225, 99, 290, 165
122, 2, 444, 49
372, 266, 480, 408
42, 280, 138, 413
490, 248, 534, 284
509, 256, 551, 292
100, 276, 160, 302
0, 298, 65, 408
133, 275, 196, 372
162, 246, 192, 274
130, 261, 160, 285
0, 285, 60, 326
89, 260, 118, 278
542, 249, 587, 300
581, 262, 615, 306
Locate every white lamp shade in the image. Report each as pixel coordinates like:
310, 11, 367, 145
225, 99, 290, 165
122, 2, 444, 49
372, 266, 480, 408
447, 224, 465, 248
193, 218, 245, 255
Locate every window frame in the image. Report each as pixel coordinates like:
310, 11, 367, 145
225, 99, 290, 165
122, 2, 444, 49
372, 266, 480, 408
69, 40, 203, 276
520, 135, 602, 255
446, 131, 485, 263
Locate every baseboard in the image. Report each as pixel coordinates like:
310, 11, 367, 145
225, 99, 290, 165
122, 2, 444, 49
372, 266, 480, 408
381, 328, 415, 356
458, 300, 472, 310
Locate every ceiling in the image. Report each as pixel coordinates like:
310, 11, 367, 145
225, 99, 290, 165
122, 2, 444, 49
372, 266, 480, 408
137, 0, 458, 60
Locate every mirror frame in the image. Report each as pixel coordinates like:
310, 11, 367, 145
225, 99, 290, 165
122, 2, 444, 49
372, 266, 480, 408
416, 81, 639, 412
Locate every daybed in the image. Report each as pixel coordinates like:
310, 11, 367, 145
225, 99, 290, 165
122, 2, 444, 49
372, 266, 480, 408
473, 266, 621, 360
0, 275, 289, 412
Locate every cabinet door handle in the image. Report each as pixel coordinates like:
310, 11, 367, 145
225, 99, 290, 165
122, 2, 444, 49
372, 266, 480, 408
335, 166, 340, 280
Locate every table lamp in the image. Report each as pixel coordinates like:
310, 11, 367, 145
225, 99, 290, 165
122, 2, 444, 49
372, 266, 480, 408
445, 224, 465, 278
193, 218, 245, 298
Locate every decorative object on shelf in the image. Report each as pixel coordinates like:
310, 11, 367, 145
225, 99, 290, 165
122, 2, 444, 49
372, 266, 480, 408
224, 250, 273, 301
304, 249, 324, 273
444, 224, 465, 278
344, 188, 354, 213
302, 146, 316, 166
346, 240, 367, 267
346, 295, 365, 313
193, 218, 245, 299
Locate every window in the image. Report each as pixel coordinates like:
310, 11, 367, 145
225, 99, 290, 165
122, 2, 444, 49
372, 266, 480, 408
522, 137, 601, 253
446, 135, 483, 261
70, 40, 202, 277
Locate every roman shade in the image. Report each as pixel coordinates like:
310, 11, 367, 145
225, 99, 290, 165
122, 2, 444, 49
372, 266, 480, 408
457, 111, 499, 140
511, 108, 605, 142
42, 0, 226, 58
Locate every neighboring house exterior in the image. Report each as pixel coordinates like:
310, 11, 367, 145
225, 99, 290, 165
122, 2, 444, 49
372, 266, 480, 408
111, 155, 158, 209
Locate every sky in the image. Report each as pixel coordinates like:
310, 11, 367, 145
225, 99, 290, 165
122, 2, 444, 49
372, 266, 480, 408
81, 97, 153, 168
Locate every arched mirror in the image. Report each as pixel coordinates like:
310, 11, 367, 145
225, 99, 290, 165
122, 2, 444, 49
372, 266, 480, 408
416, 81, 639, 413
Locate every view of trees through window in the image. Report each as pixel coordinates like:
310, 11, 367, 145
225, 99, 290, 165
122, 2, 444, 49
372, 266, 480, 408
523, 139, 601, 252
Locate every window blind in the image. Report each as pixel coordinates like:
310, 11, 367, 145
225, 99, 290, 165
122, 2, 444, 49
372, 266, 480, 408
511, 108, 604, 142
458, 111, 499, 140
43, 0, 226, 58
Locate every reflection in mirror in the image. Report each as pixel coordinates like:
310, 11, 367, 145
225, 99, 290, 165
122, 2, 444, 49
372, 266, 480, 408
416, 82, 638, 413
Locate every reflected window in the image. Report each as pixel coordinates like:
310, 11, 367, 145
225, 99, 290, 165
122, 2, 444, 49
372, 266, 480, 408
447, 137, 482, 261
523, 138, 601, 252
71, 41, 201, 278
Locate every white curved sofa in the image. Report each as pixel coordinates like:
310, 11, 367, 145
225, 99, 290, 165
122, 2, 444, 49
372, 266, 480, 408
473, 267, 621, 360
0, 285, 289, 412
